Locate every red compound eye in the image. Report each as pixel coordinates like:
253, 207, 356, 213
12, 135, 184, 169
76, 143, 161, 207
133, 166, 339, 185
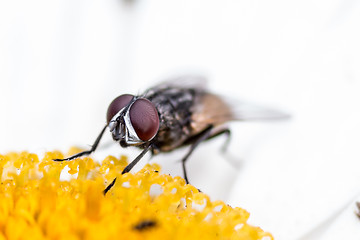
106, 94, 134, 123
129, 98, 159, 141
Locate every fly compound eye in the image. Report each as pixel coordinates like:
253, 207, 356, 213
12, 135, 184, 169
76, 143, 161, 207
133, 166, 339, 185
129, 98, 159, 141
107, 94, 134, 124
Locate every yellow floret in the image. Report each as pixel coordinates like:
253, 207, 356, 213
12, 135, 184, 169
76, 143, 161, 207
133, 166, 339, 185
0, 148, 273, 240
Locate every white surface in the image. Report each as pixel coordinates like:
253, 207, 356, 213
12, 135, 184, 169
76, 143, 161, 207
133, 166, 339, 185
1, 1, 360, 239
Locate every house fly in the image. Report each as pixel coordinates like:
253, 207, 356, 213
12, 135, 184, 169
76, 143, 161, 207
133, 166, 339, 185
54, 76, 288, 194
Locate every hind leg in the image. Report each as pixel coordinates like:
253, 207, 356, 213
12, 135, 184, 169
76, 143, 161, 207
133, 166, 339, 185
181, 126, 231, 184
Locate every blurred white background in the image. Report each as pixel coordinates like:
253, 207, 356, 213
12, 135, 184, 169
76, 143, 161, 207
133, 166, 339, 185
1, 0, 360, 239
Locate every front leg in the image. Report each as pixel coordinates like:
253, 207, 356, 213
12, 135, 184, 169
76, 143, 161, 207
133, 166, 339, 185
53, 124, 107, 162
103, 143, 153, 195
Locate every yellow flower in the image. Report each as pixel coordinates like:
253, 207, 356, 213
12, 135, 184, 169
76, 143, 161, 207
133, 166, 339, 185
0, 148, 273, 240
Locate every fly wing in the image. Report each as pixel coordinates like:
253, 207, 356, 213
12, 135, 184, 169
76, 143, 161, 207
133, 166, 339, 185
150, 76, 287, 120
225, 97, 290, 121
190, 93, 289, 134
148, 75, 208, 92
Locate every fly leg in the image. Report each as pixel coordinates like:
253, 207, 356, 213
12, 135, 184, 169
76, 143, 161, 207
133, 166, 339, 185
103, 143, 152, 195
181, 127, 232, 184
205, 128, 231, 153
53, 124, 107, 162
181, 126, 213, 184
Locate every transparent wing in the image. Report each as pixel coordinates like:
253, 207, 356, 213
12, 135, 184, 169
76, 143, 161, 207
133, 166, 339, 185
151, 76, 287, 120
190, 93, 289, 134
225, 97, 290, 121
144, 76, 289, 134
149, 75, 208, 91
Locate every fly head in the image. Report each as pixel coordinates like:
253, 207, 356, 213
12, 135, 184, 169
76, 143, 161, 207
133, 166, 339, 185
107, 95, 160, 147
